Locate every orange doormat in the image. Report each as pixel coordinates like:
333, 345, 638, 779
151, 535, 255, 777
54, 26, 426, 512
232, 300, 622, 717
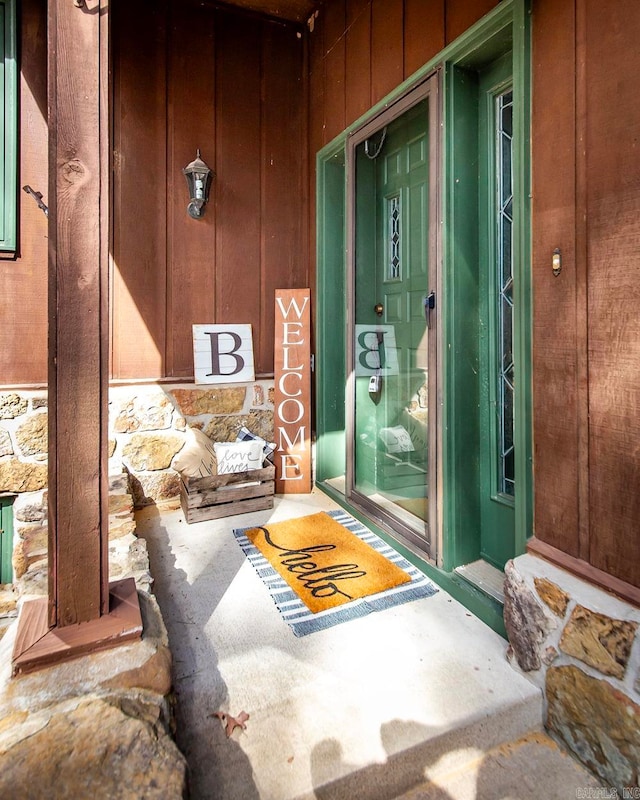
242, 511, 411, 614
234, 509, 438, 636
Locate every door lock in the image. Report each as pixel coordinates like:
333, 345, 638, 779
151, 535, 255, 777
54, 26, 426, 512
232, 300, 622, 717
423, 292, 436, 327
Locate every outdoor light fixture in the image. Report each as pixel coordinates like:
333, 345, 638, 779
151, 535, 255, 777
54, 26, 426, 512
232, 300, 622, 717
183, 150, 213, 219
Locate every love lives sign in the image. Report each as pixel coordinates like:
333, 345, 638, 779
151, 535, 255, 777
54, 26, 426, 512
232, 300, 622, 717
274, 289, 311, 493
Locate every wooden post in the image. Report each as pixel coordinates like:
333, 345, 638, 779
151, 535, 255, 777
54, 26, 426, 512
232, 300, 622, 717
12, 0, 141, 675
48, 0, 106, 626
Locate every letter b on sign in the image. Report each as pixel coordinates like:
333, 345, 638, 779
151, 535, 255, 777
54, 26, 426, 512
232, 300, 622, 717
192, 324, 255, 384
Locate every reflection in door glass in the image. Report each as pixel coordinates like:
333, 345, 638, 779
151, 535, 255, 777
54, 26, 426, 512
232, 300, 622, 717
497, 89, 515, 497
352, 99, 431, 537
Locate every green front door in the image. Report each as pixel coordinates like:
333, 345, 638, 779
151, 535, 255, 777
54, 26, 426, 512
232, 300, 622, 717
348, 77, 438, 557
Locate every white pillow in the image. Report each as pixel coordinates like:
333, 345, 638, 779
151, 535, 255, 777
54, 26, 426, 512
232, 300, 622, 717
173, 427, 218, 478
379, 425, 415, 454
214, 440, 264, 474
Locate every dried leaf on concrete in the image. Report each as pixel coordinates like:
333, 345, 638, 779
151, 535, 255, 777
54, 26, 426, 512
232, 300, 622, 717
212, 710, 250, 738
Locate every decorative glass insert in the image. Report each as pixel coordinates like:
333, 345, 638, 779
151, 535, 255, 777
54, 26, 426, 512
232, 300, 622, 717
496, 89, 514, 496
387, 194, 401, 279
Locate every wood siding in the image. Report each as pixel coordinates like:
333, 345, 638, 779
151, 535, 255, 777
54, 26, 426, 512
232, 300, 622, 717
532, 0, 640, 590
0, 0, 48, 385
308, 0, 497, 149
112, 1, 306, 378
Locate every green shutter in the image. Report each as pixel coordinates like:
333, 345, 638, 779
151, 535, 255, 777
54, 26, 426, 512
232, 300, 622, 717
0, 496, 14, 584
0, 0, 17, 252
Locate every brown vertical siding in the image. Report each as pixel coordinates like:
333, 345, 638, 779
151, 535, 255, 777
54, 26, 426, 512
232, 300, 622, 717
214, 13, 263, 339
111, 2, 306, 378
531, 0, 580, 557
531, 0, 640, 589
112, 0, 168, 379
345, 0, 372, 124
166, 4, 217, 378
404, 0, 445, 79
309, 0, 500, 141
0, 0, 48, 385
445, 0, 498, 43
583, 0, 640, 585
323, 0, 347, 143
260, 22, 307, 372
371, 0, 404, 106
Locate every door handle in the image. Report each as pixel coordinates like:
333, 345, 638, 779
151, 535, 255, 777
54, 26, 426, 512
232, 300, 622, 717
423, 292, 435, 327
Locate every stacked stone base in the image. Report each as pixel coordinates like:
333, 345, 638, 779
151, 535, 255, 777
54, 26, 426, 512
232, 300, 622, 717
9, 470, 150, 601
504, 554, 640, 794
0, 592, 188, 798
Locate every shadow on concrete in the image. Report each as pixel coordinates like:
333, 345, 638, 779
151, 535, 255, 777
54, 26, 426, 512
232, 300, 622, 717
310, 722, 605, 800
137, 504, 260, 800
311, 719, 455, 800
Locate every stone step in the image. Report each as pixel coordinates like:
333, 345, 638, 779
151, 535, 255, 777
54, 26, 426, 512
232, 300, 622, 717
395, 731, 606, 800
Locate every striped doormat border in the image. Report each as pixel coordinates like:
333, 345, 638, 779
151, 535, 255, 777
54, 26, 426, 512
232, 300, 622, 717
233, 509, 438, 636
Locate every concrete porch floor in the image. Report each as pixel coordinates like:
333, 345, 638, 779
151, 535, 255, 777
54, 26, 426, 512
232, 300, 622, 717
135, 489, 605, 800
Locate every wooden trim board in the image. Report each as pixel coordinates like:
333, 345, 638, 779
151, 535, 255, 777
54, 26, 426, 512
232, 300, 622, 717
527, 537, 640, 608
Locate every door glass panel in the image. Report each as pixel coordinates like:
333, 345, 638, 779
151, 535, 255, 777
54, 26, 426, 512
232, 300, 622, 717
387, 195, 401, 279
496, 89, 515, 497
352, 98, 432, 542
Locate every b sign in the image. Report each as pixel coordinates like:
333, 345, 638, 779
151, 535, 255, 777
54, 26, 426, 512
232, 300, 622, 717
193, 324, 255, 384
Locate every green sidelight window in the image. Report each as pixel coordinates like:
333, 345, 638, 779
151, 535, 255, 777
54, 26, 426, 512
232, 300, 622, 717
0, 0, 17, 252
496, 89, 515, 497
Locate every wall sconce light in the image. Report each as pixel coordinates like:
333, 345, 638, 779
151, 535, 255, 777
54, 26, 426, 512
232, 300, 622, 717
183, 150, 213, 219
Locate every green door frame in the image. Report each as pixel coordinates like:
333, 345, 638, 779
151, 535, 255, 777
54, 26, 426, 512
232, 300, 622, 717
441, 1, 532, 572
315, 0, 531, 632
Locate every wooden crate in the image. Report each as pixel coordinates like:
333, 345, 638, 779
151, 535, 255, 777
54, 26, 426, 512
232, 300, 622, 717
180, 464, 275, 524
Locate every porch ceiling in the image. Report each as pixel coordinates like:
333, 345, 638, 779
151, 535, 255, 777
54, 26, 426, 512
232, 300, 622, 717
220, 0, 317, 23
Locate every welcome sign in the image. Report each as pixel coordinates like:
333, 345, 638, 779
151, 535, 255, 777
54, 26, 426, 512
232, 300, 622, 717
274, 288, 311, 493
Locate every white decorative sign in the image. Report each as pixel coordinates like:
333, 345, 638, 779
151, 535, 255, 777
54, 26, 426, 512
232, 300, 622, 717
193, 324, 255, 384
213, 440, 263, 474
354, 325, 399, 376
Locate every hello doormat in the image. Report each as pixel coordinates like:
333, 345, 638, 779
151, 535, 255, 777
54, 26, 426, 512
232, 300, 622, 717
233, 509, 437, 636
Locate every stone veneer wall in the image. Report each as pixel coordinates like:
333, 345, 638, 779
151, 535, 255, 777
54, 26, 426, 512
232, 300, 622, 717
0, 467, 148, 640
109, 381, 274, 506
504, 554, 640, 793
0, 381, 274, 604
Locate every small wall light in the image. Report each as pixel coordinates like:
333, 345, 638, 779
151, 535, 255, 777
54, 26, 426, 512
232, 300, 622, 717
183, 150, 213, 219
